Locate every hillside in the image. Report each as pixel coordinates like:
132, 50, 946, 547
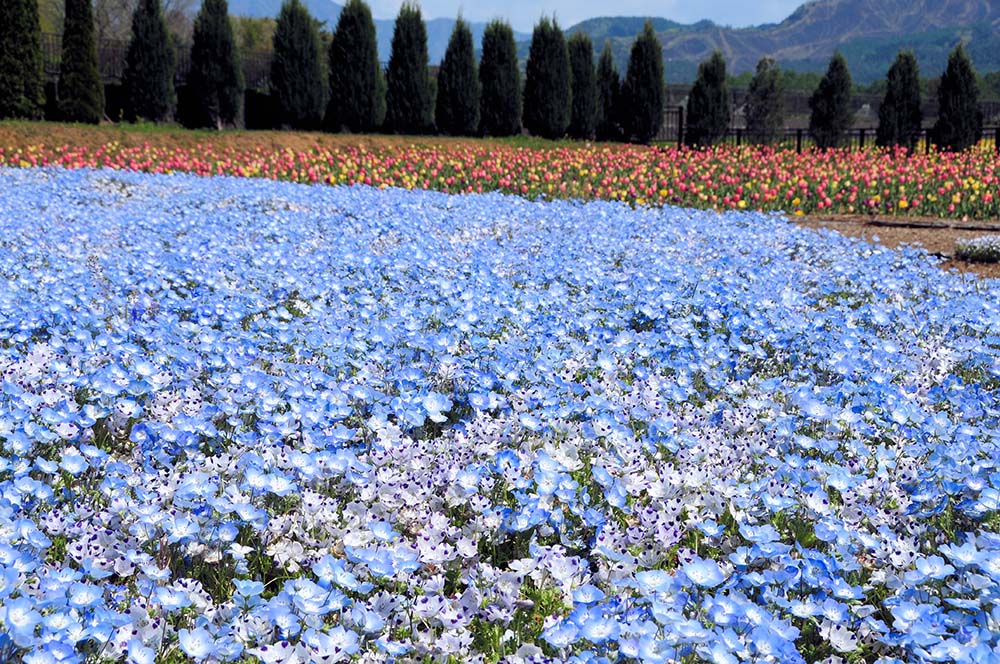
563, 0, 1000, 83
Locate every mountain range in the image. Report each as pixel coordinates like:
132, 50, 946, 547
225, 0, 1000, 84
570, 0, 1000, 83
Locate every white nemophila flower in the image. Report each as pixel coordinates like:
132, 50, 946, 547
178, 627, 217, 659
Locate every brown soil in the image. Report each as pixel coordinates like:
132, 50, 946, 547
795, 216, 1000, 279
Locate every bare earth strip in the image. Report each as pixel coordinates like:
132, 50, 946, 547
795, 216, 1000, 279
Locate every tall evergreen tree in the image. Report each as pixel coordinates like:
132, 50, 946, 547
0, 0, 45, 119
187, 0, 243, 128
59, 0, 104, 123
567, 32, 597, 140
595, 41, 622, 142
270, 0, 325, 129
933, 44, 982, 152
325, 0, 383, 133
478, 19, 521, 136
876, 51, 921, 149
435, 17, 479, 135
523, 17, 571, 140
745, 57, 784, 145
808, 52, 854, 149
685, 50, 730, 147
621, 20, 664, 144
385, 2, 433, 134
122, 0, 175, 122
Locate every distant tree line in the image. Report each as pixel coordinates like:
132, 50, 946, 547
687, 44, 984, 151
0, 0, 990, 151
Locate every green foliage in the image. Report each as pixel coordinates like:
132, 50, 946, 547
58, 0, 104, 124
187, 0, 244, 129
478, 19, 521, 137
621, 20, 664, 144
745, 57, 784, 145
385, 2, 434, 135
232, 16, 276, 54
435, 17, 479, 136
933, 44, 982, 152
122, 0, 176, 122
270, 0, 326, 129
983, 71, 1000, 102
326, 0, 383, 133
808, 52, 854, 149
595, 41, 622, 141
876, 51, 922, 149
0, 0, 45, 119
567, 32, 597, 140
523, 17, 572, 140
685, 50, 730, 147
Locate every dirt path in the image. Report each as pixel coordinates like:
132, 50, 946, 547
796, 216, 1000, 278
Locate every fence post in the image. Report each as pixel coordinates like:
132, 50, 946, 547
995, 126, 999, 154
795, 129, 803, 154
736, 128, 743, 146
676, 106, 685, 146
858, 128, 866, 150
925, 129, 931, 155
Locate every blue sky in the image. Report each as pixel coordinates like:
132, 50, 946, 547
362, 0, 805, 31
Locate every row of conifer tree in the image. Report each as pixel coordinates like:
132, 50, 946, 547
694, 46, 985, 152
0, 0, 989, 150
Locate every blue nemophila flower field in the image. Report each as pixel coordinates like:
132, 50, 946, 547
0, 167, 999, 664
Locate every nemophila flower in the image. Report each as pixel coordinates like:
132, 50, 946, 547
178, 627, 217, 659
422, 392, 452, 423
126, 639, 155, 664
1, 597, 42, 647
683, 558, 728, 588
543, 618, 580, 649
1, 167, 1000, 661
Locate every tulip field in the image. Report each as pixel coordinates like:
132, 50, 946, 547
2, 129, 1000, 219
0, 158, 999, 664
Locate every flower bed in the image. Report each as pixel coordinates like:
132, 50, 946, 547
2, 136, 1000, 219
0, 167, 999, 663
954, 235, 1000, 263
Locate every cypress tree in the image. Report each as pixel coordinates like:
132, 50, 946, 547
745, 57, 784, 145
621, 20, 664, 144
685, 50, 730, 147
808, 52, 854, 149
435, 17, 479, 136
326, 0, 383, 133
385, 2, 433, 135
876, 51, 921, 149
933, 44, 982, 152
567, 32, 597, 140
0, 0, 45, 119
187, 0, 243, 128
523, 17, 571, 140
122, 0, 175, 122
595, 41, 622, 142
478, 19, 521, 136
270, 0, 325, 129
59, 0, 104, 124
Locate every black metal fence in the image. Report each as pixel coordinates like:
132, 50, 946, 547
655, 105, 1000, 153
